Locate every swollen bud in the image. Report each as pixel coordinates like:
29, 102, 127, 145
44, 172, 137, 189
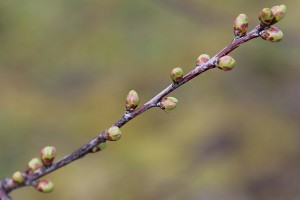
260, 27, 283, 42
106, 126, 122, 141
91, 142, 107, 153
196, 54, 210, 65
27, 158, 43, 174
170, 67, 183, 83
217, 56, 236, 71
259, 8, 274, 25
40, 146, 56, 165
160, 97, 178, 111
233, 14, 248, 37
34, 179, 54, 193
271, 5, 286, 23
125, 90, 139, 111
12, 171, 26, 184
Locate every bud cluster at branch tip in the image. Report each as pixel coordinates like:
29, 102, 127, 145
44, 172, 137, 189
34, 179, 54, 193
233, 14, 248, 37
91, 142, 107, 153
12, 171, 26, 184
159, 97, 178, 111
26, 158, 43, 174
260, 27, 283, 42
105, 126, 122, 141
40, 146, 56, 165
170, 67, 183, 83
217, 56, 236, 71
196, 54, 210, 66
125, 90, 139, 112
259, 5, 286, 25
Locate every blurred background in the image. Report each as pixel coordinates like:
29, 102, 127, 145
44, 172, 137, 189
0, 0, 299, 199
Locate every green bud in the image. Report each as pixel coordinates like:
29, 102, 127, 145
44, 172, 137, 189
106, 126, 122, 141
91, 142, 107, 153
12, 171, 26, 184
271, 5, 286, 23
125, 90, 139, 111
217, 55, 236, 71
40, 146, 56, 165
260, 27, 283, 42
233, 14, 248, 37
170, 67, 183, 83
259, 8, 274, 25
27, 158, 43, 174
34, 179, 54, 193
196, 54, 210, 65
160, 97, 178, 111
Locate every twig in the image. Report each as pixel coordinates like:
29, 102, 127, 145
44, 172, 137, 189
0, 4, 286, 199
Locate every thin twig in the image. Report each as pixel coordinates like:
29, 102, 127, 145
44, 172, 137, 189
0, 23, 269, 198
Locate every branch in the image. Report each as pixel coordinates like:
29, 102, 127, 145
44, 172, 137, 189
0, 5, 287, 199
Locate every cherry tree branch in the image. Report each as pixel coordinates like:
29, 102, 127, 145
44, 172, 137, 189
0, 23, 263, 196
0, 4, 286, 198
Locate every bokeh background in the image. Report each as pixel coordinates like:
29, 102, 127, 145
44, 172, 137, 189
0, 0, 299, 199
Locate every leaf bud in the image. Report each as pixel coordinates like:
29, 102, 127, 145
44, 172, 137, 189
106, 126, 122, 141
12, 171, 26, 184
34, 179, 54, 193
125, 90, 139, 111
160, 97, 178, 111
259, 8, 274, 25
27, 158, 43, 174
271, 5, 286, 23
91, 142, 107, 153
260, 27, 283, 42
40, 146, 56, 165
196, 54, 210, 66
170, 67, 183, 83
233, 14, 249, 37
217, 55, 236, 71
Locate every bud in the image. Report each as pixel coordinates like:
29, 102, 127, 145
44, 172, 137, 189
27, 158, 43, 174
12, 171, 26, 184
259, 8, 274, 25
125, 90, 139, 111
170, 67, 183, 83
271, 5, 286, 23
91, 142, 107, 153
196, 54, 210, 65
217, 56, 236, 71
260, 27, 283, 42
233, 14, 248, 37
34, 179, 54, 193
160, 97, 178, 111
40, 146, 56, 165
106, 126, 122, 141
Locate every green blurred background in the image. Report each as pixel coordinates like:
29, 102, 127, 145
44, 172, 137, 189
1, 0, 299, 199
